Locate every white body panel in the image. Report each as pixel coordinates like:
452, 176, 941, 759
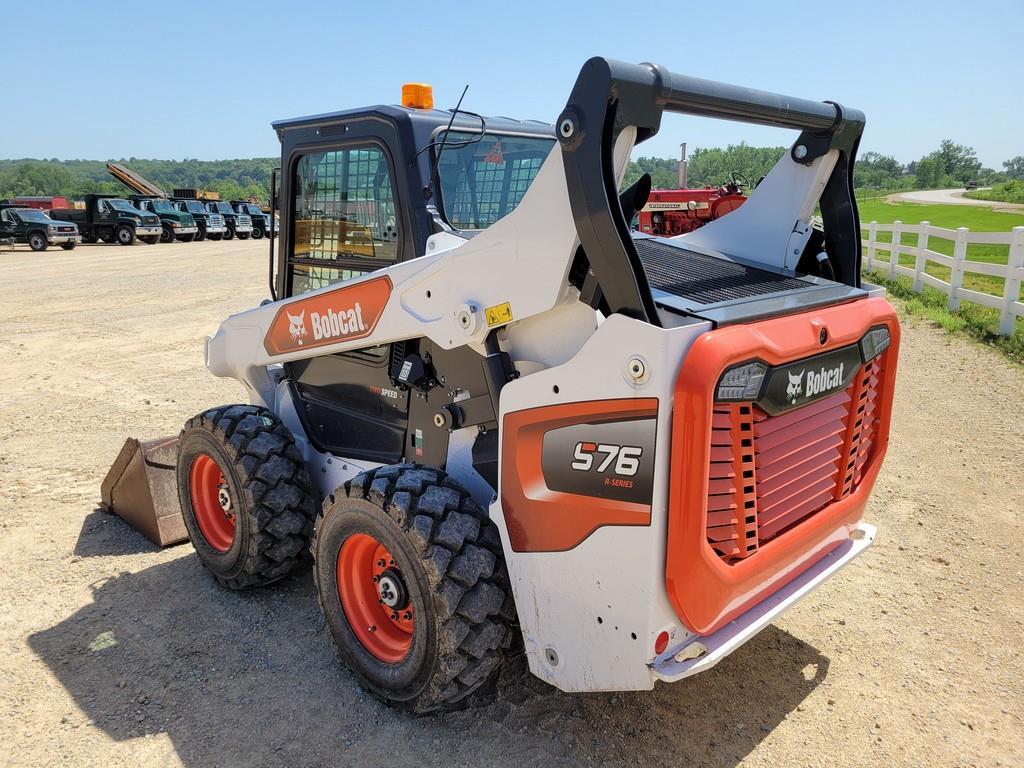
490, 314, 706, 690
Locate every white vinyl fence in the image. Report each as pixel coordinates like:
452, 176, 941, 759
862, 221, 1024, 335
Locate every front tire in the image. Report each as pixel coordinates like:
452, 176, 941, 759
140, 235, 159, 245
177, 404, 316, 589
313, 465, 516, 713
61, 242, 76, 250
160, 224, 174, 243
195, 224, 206, 242
223, 226, 235, 241
251, 226, 264, 240
238, 231, 250, 240
28, 232, 48, 251
178, 233, 195, 243
115, 225, 135, 246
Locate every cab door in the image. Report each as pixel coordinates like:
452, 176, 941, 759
96, 199, 116, 230
0, 208, 17, 239
282, 142, 403, 298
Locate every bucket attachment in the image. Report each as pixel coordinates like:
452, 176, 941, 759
100, 436, 187, 547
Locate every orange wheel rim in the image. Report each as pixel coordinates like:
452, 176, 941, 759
189, 454, 235, 552
337, 533, 414, 663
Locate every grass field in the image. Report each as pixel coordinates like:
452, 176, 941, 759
856, 199, 1024, 355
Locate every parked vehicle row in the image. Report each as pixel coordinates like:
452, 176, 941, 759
0, 193, 277, 250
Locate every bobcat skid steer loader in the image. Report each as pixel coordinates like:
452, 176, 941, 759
177, 58, 900, 712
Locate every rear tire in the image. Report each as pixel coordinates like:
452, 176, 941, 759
313, 465, 516, 713
28, 232, 48, 252
115, 225, 135, 246
177, 404, 316, 589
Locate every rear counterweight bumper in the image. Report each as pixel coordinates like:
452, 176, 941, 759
652, 523, 875, 682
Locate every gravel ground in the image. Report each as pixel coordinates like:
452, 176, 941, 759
0, 239, 1021, 768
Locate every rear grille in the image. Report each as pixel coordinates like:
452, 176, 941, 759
634, 237, 809, 305
706, 358, 883, 562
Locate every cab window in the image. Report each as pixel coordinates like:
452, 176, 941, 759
288, 145, 400, 296
435, 131, 554, 230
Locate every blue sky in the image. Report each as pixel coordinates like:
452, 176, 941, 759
3, 0, 1021, 168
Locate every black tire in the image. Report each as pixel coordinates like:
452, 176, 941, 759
177, 404, 317, 590
160, 224, 175, 243
179, 233, 195, 243
238, 231, 250, 240
140, 235, 159, 245
195, 224, 206, 242
313, 465, 516, 713
28, 232, 48, 252
207, 232, 223, 241
223, 226, 235, 241
82, 234, 98, 244
251, 226, 264, 240
115, 225, 135, 246
61, 242, 76, 251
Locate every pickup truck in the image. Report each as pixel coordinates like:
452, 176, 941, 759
229, 201, 274, 240
131, 196, 199, 243
0, 204, 80, 251
170, 198, 227, 241
51, 195, 162, 245
203, 201, 252, 240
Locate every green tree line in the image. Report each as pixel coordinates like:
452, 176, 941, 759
0, 157, 276, 203
623, 140, 1022, 193
1, 141, 1020, 202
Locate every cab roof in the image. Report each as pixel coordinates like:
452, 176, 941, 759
272, 103, 553, 140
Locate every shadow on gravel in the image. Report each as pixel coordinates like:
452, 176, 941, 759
30, 556, 828, 768
73, 509, 161, 558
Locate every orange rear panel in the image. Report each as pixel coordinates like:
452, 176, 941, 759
666, 298, 900, 635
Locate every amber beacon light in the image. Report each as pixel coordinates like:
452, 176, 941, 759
401, 83, 434, 109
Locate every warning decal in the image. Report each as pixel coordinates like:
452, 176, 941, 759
485, 302, 513, 327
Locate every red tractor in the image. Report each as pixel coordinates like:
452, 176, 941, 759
635, 172, 748, 236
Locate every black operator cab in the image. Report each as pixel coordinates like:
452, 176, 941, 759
268, 83, 554, 476
272, 83, 555, 300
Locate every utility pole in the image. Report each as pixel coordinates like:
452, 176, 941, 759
678, 143, 687, 188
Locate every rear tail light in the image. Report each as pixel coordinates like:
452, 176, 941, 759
716, 361, 767, 401
654, 631, 669, 655
860, 325, 891, 362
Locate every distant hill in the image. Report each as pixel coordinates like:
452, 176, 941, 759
0, 158, 276, 203
1, 139, 1013, 203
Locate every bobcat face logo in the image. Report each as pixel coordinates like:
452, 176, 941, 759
287, 310, 307, 344
786, 370, 803, 403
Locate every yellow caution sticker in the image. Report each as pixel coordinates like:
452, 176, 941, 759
484, 301, 513, 327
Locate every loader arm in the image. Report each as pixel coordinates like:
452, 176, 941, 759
558, 57, 865, 322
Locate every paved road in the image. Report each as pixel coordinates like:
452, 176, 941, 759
891, 187, 1024, 209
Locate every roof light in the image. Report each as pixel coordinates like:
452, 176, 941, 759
401, 83, 434, 110
716, 360, 768, 402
